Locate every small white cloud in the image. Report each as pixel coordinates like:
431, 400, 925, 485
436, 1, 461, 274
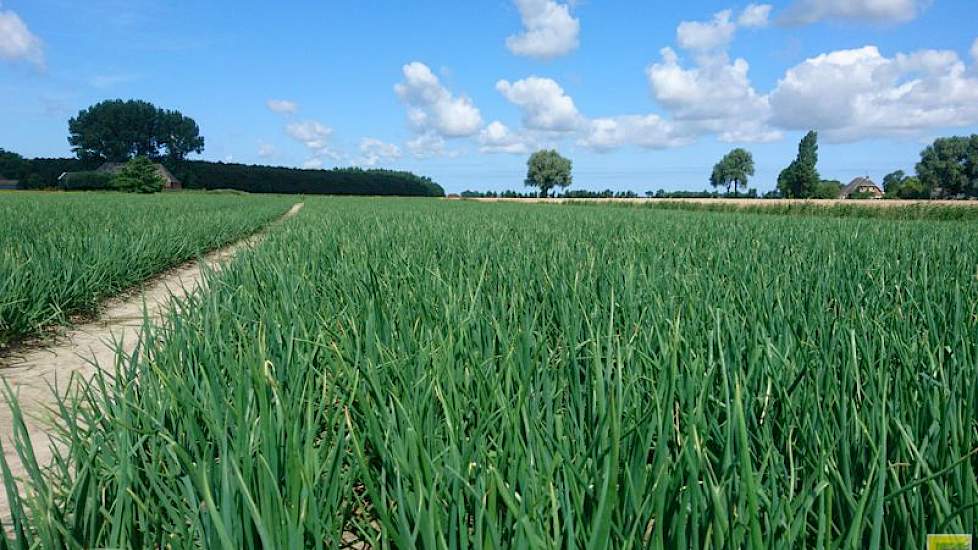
0, 5, 44, 68
971, 38, 978, 64
479, 121, 536, 154
302, 158, 324, 170
395, 62, 483, 138
266, 99, 298, 115
224, 155, 234, 163
286, 120, 342, 163
738, 4, 772, 28
496, 77, 583, 132
257, 143, 277, 158
359, 138, 402, 166
406, 132, 448, 158
579, 115, 693, 151
781, 0, 926, 24
506, 0, 580, 60
769, 45, 978, 141
677, 10, 736, 51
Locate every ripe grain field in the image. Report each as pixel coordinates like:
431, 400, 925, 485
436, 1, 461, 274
3, 197, 978, 548
0, 192, 296, 347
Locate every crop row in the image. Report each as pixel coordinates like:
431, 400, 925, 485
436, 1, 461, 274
4, 197, 977, 548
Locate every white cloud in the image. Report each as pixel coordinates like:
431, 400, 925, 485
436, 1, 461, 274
286, 120, 342, 165
267, 99, 298, 115
647, 48, 779, 142
406, 132, 450, 158
395, 62, 482, 138
971, 38, 978, 64
506, 0, 579, 60
769, 46, 978, 141
478, 121, 536, 154
359, 138, 402, 166
738, 4, 772, 28
0, 5, 43, 67
781, 0, 926, 24
257, 143, 276, 158
496, 77, 583, 132
677, 10, 736, 51
578, 115, 693, 151
302, 158, 323, 170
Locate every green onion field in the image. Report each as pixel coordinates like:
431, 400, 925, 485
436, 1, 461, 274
2, 197, 977, 548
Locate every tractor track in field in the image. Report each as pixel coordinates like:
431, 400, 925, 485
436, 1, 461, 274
0, 202, 304, 525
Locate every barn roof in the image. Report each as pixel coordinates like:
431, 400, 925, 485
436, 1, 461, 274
839, 177, 882, 197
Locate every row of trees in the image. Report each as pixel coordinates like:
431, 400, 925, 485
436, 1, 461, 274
712, 131, 978, 199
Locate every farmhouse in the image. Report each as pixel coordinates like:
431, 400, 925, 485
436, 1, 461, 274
96, 162, 182, 189
838, 177, 883, 200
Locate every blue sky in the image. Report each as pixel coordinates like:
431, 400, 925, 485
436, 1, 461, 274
2, 0, 977, 193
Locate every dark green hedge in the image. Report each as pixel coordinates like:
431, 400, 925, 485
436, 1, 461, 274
60, 171, 114, 190
22, 158, 444, 197
166, 161, 444, 197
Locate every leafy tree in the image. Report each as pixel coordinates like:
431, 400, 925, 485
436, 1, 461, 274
68, 100, 204, 163
812, 180, 842, 199
709, 148, 754, 196
916, 135, 978, 198
777, 131, 820, 198
525, 149, 572, 198
882, 170, 907, 194
0, 149, 29, 180
111, 156, 166, 193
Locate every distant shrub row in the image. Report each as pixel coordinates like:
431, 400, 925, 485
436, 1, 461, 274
59, 171, 114, 190
171, 161, 444, 197
17, 158, 445, 197
626, 199, 978, 221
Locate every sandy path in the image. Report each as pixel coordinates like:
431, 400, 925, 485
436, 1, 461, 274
0, 202, 304, 524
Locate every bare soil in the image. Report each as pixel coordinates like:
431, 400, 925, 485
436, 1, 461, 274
0, 202, 304, 524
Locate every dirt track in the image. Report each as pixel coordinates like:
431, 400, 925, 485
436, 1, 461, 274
0, 202, 304, 524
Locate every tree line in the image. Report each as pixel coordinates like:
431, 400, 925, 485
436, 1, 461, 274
1, 99, 445, 197
512, 132, 978, 200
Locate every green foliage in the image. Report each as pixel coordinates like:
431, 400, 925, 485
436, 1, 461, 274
777, 131, 821, 198
111, 156, 167, 193
812, 179, 842, 199
710, 148, 755, 196
0, 193, 293, 345
883, 170, 931, 199
915, 135, 978, 197
170, 161, 445, 196
0, 148, 29, 180
3, 198, 977, 547
58, 171, 115, 191
525, 149, 573, 197
68, 99, 205, 162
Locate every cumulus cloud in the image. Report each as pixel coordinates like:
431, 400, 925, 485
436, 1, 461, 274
478, 121, 536, 154
770, 45, 978, 141
267, 99, 298, 115
359, 138, 402, 166
738, 4, 773, 28
286, 120, 342, 166
395, 62, 482, 138
506, 0, 579, 60
781, 0, 926, 24
0, 4, 44, 67
647, 48, 780, 142
677, 10, 736, 51
496, 77, 583, 132
405, 132, 450, 158
578, 115, 693, 152
302, 158, 324, 170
